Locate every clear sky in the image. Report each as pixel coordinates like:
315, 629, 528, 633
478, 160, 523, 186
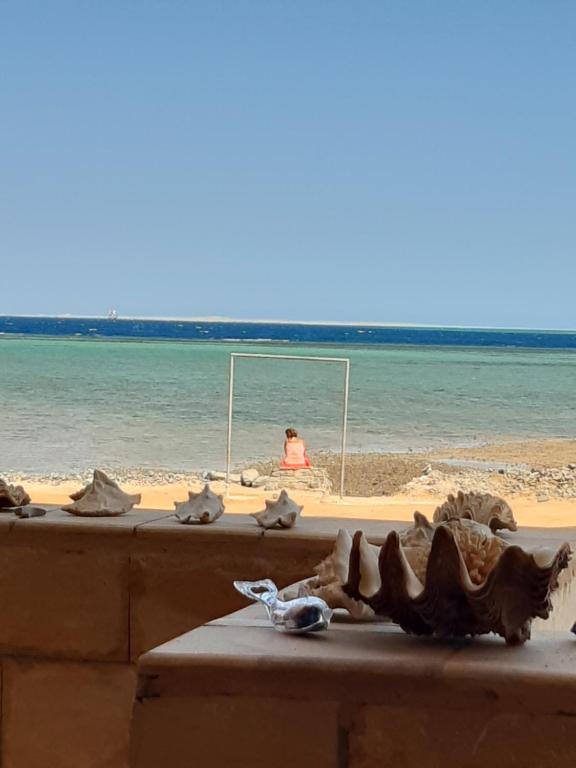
1, 1, 575, 327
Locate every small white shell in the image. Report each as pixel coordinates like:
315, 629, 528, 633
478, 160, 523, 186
174, 484, 224, 525
252, 489, 303, 529
63, 470, 141, 517
0, 478, 31, 509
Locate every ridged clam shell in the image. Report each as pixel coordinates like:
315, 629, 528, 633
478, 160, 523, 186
433, 490, 517, 533
252, 489, 303, 529
63, 470, 141, 517
174, 484, 224, 524
304, 529, 375, 619
343, 514, 571, 644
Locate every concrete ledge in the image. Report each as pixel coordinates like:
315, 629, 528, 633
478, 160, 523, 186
131, 602, 576, 767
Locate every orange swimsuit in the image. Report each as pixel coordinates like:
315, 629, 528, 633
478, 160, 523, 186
281, 438, 312, 469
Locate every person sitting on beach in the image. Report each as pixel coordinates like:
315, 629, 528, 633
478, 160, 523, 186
281, 428, 312, 469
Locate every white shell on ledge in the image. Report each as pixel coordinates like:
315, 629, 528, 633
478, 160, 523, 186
252, 490, 303, 529
63, 470, 141, 517
0, 479, 31, 509
174, 484, 224, 525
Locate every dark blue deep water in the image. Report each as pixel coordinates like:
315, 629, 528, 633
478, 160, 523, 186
1, 316, 575, 349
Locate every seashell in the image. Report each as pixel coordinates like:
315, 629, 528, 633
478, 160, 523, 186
0, 479, 31, 509
304, 529, 376, 619
343, 513, 571, 644
433, 490, 517, 533
14, 505, 47, 518
234, 578, 332, 633
174, 484, 224, 524
252, 489, 303, 529
63, 470, 141, 517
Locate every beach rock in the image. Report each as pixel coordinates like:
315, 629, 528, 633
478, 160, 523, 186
269, 467, 332, 493
252, 489, 303, 529
0, 479, 31, 509
251, 475, 271, 488
241, 468, 260, 486
63, 470, 141, 517
206, 470, 241, 483
174, 484, 225, 525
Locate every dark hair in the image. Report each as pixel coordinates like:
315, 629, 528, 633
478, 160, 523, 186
285, 428, 298, 439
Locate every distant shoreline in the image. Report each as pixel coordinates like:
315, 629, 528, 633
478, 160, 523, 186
1, 314, 576, 333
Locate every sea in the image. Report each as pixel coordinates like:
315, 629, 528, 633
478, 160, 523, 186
1, 316, 575, 475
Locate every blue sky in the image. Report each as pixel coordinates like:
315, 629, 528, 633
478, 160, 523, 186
1, 1, 575, 327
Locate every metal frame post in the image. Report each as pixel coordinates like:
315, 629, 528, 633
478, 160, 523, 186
340, 359, 350, 498
225, 354, 235, 489
225, 352, 351, 499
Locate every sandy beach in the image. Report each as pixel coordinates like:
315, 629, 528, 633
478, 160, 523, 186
15, 478, 576, 529
9, 437, 575, 529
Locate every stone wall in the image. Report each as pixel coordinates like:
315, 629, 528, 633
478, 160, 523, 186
2, 508, 575, 768
0, 507, 394, 768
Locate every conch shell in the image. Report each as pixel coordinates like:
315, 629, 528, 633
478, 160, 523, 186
174, 484, 224, 524
433, 490, 517, 533
343, 513, 571, 644
252, 490, 302, 529
303, 529, 375, 619
63, 470, 141, 517
0, 479, 31, 509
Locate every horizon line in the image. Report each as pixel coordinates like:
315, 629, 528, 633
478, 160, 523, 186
1, 313, 576, 333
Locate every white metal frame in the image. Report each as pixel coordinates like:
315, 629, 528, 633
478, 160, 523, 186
226, 352, 351, 498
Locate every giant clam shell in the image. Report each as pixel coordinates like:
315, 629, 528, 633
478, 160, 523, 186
304, 529, 375, 619
343, 513, 571, 644
252, 489, 303, 529
63, 470, 141, 517
0, 479, 31, 509
433, 490, 517, 533
174, 484, 224, 525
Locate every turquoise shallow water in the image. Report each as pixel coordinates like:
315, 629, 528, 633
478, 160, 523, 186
1, 337, 575, 473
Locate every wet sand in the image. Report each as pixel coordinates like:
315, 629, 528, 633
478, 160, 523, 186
430, 438, 576, 467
